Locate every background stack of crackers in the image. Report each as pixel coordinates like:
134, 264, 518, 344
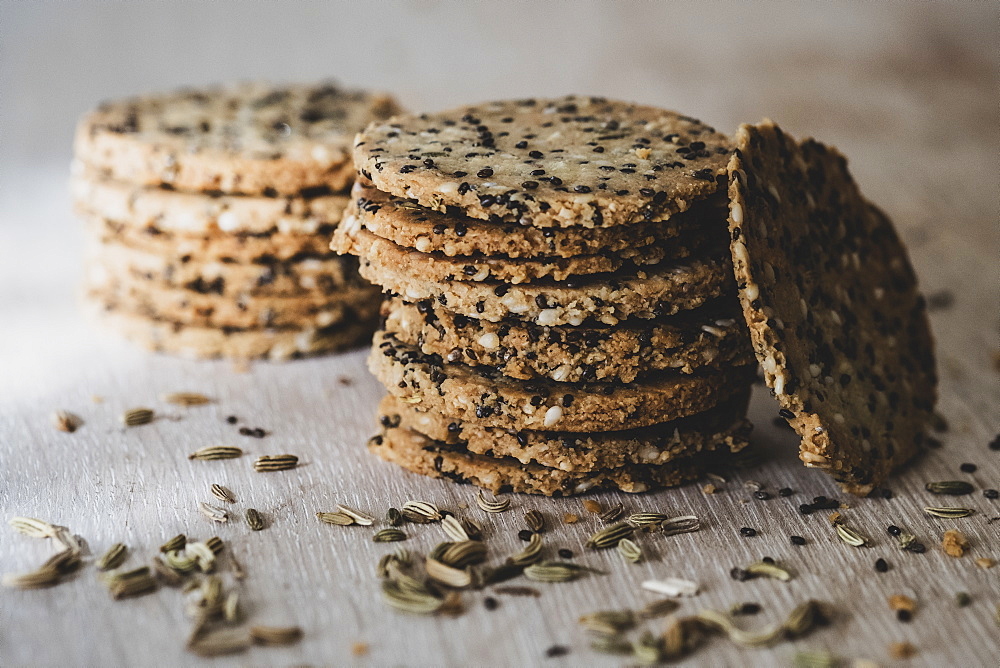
334, 96, 758, 496
73, 82, 401, 360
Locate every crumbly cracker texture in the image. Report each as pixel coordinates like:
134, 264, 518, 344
354, 96, 731, 228
727, 120, 936, 495
75, 82, 400, 196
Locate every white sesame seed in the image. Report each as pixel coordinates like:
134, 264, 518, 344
543, 405, 563, 428
478, 333, 499, 349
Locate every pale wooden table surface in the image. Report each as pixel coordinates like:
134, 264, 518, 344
1, 2, 998, 666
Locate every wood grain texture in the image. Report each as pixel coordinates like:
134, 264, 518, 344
1, 1, 998, 665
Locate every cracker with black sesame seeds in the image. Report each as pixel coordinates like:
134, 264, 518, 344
368, 329, 755, 432
340, 222, 709, 285
358, 249, 732, 327
370, 420, 747, 496
88, 278, 379, 329
71, 172, 351, 237
86, 215, 339, 264
74, 82, 401, 196
727, 120, 936, 495
354, 96, 731, 229
338, 181, 708, 258
87, 302, 376, 360
381, 296, 752, 383
85, 240, 365, 298
380, 391, 751, 472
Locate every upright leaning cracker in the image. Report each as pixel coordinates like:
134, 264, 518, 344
728, 120, 936, 494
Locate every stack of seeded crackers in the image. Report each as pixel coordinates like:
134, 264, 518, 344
336, 98, 937, 497
73, 83, 401, 360
334, 97, 760, 496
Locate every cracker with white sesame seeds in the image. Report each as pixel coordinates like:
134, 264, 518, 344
354, 96, 731, 229
381, 296, 753, 383
75, 82, 401, 196
71, 172, 351, 237
86, 214, 337, 264
369, 330, 755, 432
370, 419, 745, 496
380, 391, 751, 472
339, 181, 708, 258
88, 278, 379, 329
87, 300, 377, 360
357, 248, 731, 327
85, 239, 365, 298
727, 120, 936, 495
339, 221, 707, 285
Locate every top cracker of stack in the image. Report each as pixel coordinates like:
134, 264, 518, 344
73, 82, 402, 360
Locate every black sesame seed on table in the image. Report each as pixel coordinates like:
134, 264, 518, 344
887, 525, 901, 536
984, 489, 999, 499
517, 529, 533, 542
960, 463, 977, 473
908, 542, 926, 554
790, 535, 806, 546
897, 609, 913, 623
483, 596, 499, 611
875, 558, 889, 573
476, 167, 493, 178
778, 487, 794, 497
989, 433, 1000, 451
558, 548, 574, 559
739, 527, 757, 537
734, 602, 762, 615
226, 415, 238, 424
753, 491, 771, 500
730, 567, 751, 581
761, 556, 775, 564
545, 646, 569, 658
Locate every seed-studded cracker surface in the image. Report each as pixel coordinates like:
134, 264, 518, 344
338, 181, 709, 258
380, 392, 751, 472
75, 82, 401, 196
369, 330, 755, 432
381, 296, 752, 383
728, 120, 936, 495
370, 420, 744, 496
354, 96, 731, 228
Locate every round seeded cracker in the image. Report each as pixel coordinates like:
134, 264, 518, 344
728, 120, 937, 495
354, 96, 731, 228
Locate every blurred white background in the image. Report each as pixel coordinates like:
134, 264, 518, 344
0, 0, 996, 392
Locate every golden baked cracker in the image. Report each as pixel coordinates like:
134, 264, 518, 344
75, 82, 400, 196
337, 181, 703, 258
354, 96, 730, 229
728, 120, 936, 494
370, 419, 747, 496
381, 296, 752, 383
381, 392, 751, 472
369, 330, 755, 433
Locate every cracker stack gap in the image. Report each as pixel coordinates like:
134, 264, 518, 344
73, 82, 401, 360
334, 96, 757, 496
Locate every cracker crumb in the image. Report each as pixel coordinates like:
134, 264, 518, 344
942, 529, 969, 558
828, 511, 842, 524
582, 500, 601, 514
888, 594, 916, 613
634, 147, 652, 160
563, 513, 579, 524
702, 483, 717, 495
889, 642, 917, 660
975, 557, 995, 569
351, 642, 369, 656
